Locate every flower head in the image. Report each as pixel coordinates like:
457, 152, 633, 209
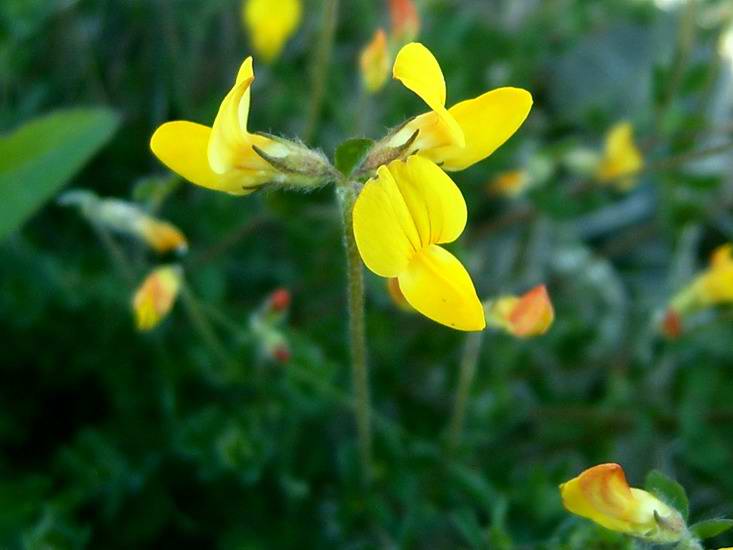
487, 285, 554, 337
595, 121, 644, 189
389, 0, 420, 44
151, 56, 330, 196
377, 42, 532, 172
353, 155, 485, 331
360, 29, 390, 94
242, 0, 301, 63
132, 265, 183, 331
560, 464, 685, 543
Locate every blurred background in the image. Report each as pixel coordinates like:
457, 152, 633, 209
2, 0, 733, 547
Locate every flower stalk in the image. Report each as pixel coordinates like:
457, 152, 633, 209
448, 331, 484, 451
337, 182, 373, 482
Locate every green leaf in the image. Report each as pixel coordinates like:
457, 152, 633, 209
644, 470, 689, 521
689, 519, 733, 540
0, 108, 120, 240
334, 138, 373, 177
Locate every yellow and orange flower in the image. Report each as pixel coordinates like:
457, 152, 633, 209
132, 265, 183, 331
389, 0, 420, 44
486, 285, 554, 337
242, 0, 302, 63
360, 29, 390, 94
595, 121, 644, 190
383, 42, 532, 172
560, 464, 685, 543
352, 155, 485, 331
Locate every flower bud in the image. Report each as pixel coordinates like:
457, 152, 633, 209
389, 0, 420, 44
486, 285, 554, 338
132, 265, 183, 331
268, 288, 291, 313
360, 29, 390, 94
486, 170, 530, 198
560, 464, 686, 544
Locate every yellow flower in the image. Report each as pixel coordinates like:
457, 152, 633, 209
353, 155, 485, 331
132, 265, 183, 331
487, 285, 554, 337
487, 169, 530, 198
560, 464, 685, 543
385, 42, 532, 172
389, 0, 420, 44
669, 243, 733, 316
595, 121, 644, 189
360, 29, 390, 94
150, 57, 328, 196
135, 216, 188, 254
242, 0, 301, 63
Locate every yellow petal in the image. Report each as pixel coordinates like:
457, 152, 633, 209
360, 28, 390, 93
387, 155, 467, 246
710, 243, 733, 268
352, 165, 420, 277
243, 0, 302, 63
398, 244, 485, 331
393, 42, 464, 148
507, 285, 554, 337
133, 265, 182, 331
150, 121, 256, 195
422, 87, 533, 171
595, 121, 643, 183
208, 57, 257, 174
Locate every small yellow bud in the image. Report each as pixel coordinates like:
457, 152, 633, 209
360, 29, 390, 94
486, 170, 530, 198
135, 217, 188, 254
243, 0, 302, 63
560, 464, 685, 544
132, 265, 183, 331
487, 285, 554, 338
595, 121, 644, 190
668, 243, 733, 319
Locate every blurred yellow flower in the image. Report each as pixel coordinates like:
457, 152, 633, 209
389, 0, 420, 44
386, 42, 532, 172
353, 155, 485, 331
487, 285, 554, 337
595, 121, 644, 190
360, 29, 390, 94
560, 464, 685, 543
132, 265, 183, 331
151, 56, 327, 196
487, 169, 530, 198
243, 0, 301, 63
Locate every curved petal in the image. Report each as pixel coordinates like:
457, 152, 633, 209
387, 156, 466, 246
150, 121, 256, 195
208, 58, 256, 174
419, 87, 532, 171
352, 165, 420, 277
393, 42, 464, 148
398, 244, 485, 331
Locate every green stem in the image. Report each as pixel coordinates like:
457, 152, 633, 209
91, 222, 136, 286
337, 184, 372, 482
448, 331, 484, 451
303, 0, 338, 142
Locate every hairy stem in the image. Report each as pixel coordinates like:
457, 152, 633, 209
448, 331, 484, 451
337, 184, 372, 482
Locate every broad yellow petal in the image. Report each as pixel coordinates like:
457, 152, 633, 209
208, 58, 256, 174
422, 87, 532, 171
393, 42, 464, 148
244, 0, 302, 63
387, 156, 466, 246
150, 121, 255, 195
398, 244, 485, 331
352, 165, 420, 277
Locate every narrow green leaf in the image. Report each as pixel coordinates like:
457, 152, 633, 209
334, 138, 374, 177
0, 108, 120, 240
689, 519, 733, 540
644, 470, 689, 521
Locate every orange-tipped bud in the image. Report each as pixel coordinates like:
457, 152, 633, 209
268, 288, 291, 312
661, 309, 683, 339
360, 29, 390, 94
487, 285, 554, 338
132, 265, 183, 331
389, 0, 420, 44
560, 464, 685, 543
136, 217, 188, 254
386, 277, 413, 312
